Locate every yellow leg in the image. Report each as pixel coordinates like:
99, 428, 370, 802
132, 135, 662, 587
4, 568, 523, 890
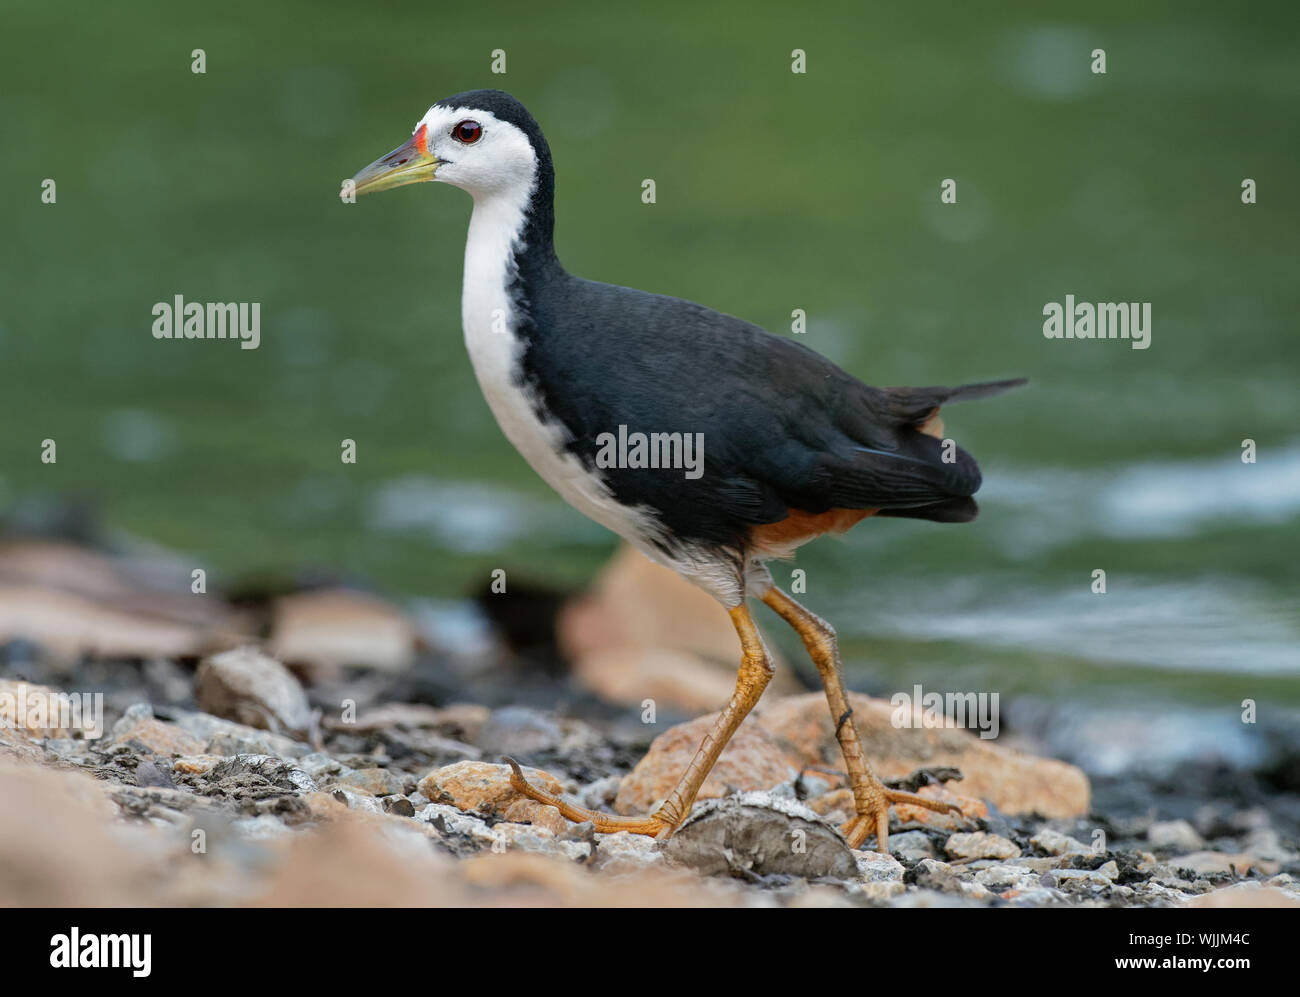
760, 586, 961, 853
509, 603, 774, 837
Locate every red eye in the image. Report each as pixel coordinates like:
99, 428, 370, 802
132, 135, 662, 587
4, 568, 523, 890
453, 119, 482, 144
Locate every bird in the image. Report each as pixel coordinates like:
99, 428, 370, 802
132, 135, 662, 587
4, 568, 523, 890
345, 89, 1025, 853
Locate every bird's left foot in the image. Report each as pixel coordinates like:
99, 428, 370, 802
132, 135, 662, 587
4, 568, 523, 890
505, 757, 678, 838
841, 780, 965, 853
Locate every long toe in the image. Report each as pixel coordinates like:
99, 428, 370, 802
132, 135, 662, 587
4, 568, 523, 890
840, 789, 967, 852
505, 757, 674, 837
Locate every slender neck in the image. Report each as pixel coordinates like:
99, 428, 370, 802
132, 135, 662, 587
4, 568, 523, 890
461, 146, 564, 348
461, 141, 563, 349
512, 135, 561, 286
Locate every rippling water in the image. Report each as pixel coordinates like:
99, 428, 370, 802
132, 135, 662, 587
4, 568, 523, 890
1, 2, 1295, 767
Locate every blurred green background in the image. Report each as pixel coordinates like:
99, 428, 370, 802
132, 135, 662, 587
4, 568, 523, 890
2, 1, 1297, 752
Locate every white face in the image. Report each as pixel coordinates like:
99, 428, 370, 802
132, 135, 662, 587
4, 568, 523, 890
418, 105, 537, 200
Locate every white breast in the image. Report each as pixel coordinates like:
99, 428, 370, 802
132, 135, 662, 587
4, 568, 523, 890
459, 190, 649, 542
457, 185, 745, 606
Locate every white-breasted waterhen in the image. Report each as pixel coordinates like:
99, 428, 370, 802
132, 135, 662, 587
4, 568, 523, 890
346, 89, 1026, 852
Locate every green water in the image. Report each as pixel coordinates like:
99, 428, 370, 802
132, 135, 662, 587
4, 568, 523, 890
2, 1, 1297, 730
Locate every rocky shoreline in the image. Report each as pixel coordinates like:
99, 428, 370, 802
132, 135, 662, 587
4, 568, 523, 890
0, 537, 1296, 908
3, 654, 1296, 907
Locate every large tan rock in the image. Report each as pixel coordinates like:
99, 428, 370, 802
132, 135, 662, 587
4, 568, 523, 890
558, 545, 801, 713
616, 692, 1090, 821
755, 692, 1089, 818
0, 540, 250, 660
614, 714, 799, 815
418, 760, 564, 818
269, 588, 416, 673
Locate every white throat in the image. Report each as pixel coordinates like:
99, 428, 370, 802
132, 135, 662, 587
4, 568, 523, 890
460, 187, 530, 349
455, 182, 664, 552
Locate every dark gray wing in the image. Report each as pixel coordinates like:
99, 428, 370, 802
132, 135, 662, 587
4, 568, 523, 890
520, 275, 1022, 547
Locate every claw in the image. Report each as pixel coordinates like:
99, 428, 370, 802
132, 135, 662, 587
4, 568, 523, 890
504, 755, 528, 792
502, 755, 673, 837
841, 787, 968, 852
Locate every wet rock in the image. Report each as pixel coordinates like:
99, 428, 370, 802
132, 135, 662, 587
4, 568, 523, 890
1148, 818, 1203, 851
664, 792, 858, 881
418, 760, 564, 818
756, 692, 1090, 819
196, 646, 313, 738
945, 831, 1021, 861
109, 704, 205, 756
614, 715, 798, 815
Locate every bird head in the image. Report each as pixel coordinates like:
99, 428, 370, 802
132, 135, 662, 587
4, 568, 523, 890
345, 89, 543, 202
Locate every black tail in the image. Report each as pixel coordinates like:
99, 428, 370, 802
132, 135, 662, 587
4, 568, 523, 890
856, 377, 1026, 524
875, 495, 980, 523
883, 377, 1028, 425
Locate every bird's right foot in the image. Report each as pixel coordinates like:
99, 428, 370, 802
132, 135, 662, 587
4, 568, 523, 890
505, 757, 678, 838
840, 778, 965, 853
